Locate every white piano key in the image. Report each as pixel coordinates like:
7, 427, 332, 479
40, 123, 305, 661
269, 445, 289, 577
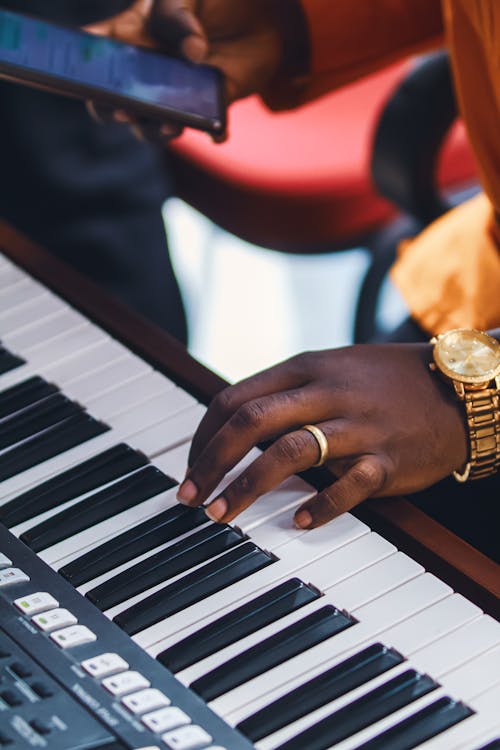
137, 512, 369, 654
153, 442, 191, 482
41, 485, 180, 567
52, 339, 131, 387
380, 592, 482, 656
133, 403, 206, 458
0, 264, 25, 288
257, 594, 482, 750
62, 354, 150, 404
5, 309, 88, 352
85, 371, 175, 420
0, 326, 110, 392
411, 615, 500, 678
177, 532, 396, 686
214, 573, 450, 721
235, 476, 316, 533
0, 279, 48, 317
0, 294, 62, 336
0, 388, 196, 501
440, 644, 500, 699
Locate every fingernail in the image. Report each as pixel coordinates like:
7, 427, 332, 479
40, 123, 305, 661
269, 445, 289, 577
294, 510, 313, 529
182, 36, 207, 63
177, 479, 198, 505
205, 497, 227, 522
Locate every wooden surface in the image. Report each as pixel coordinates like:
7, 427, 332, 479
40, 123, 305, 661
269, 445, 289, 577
0, 219, 498, 619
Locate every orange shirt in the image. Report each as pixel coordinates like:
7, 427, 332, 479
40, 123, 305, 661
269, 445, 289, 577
295, 0, 500, 334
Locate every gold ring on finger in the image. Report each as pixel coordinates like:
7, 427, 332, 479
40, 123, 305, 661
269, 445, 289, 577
302, 424, 329, 467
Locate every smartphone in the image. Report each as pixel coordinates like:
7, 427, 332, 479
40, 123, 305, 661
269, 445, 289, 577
0, 8, 226, 136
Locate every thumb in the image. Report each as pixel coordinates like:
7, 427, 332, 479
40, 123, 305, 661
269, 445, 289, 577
294, 456, 387, 529
151, 0, 208, 62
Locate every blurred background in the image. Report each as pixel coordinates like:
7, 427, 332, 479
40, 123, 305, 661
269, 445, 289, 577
164, 197, 408, 383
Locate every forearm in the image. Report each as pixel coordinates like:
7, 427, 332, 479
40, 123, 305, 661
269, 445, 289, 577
265, 0, 445, 109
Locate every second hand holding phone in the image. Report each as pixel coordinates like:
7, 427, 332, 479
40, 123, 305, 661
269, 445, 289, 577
0, 9, 226, 137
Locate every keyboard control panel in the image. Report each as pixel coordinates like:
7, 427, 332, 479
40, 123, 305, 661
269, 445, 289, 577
0, 524, 254, 750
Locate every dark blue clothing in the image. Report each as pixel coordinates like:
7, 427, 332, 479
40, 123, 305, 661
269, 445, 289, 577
0, 1, 187, 342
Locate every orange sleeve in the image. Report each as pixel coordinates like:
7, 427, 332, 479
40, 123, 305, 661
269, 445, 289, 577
265, 0, 444, 108
391, 194, 500, 334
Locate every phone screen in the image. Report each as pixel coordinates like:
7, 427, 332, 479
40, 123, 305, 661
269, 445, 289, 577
0, 9, 224, 132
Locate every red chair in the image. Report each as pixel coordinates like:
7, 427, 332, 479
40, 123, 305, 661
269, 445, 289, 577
168, 53, 478, 341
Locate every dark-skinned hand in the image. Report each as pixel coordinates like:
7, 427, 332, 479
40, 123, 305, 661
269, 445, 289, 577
176, 343, 469, 529
86, 0, 285, 141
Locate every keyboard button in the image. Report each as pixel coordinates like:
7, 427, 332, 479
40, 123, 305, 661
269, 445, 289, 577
0, 568, 30, 587
102, 671, 150, 697
142, 706, 190, 734
158, 578, 320, 674
88, 524, 245, 612
114, 543, 275, 636
21, 466, 175, 552
29, 720, 51, 736
237, 643, 405, 742
0, 554, 12, 569
121, 688, 170, 715
33, 609, 78, 632
14, 592, 59, 616
10, 662, 32, 679
162, 725, 212, 750
1, 690, 22, 707
50, 625, 97, 649
81, 653, 129, 679
60, 504, 207, 587
0, 443, 147, 529
30, 682, 53, 699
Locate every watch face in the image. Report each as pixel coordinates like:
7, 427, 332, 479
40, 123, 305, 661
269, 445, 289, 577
433, 329, 500, 383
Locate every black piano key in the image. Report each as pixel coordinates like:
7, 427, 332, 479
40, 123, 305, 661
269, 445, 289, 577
191, 605, 355, 702
352, 696, 474, 750
159, 578, 321, 674
0, 444, 148, 529
0, 443, 149, 528
0, 414, 109, 482
238, 643, 405, 742
20, 466, 175, 552
274, 670, 438, 750
475, 742, 500, 749
114, 542, 275, 636
87, 523, 246, 611
0, 377, 59, 419
0, 393, 82, 450
0, 348, 24, 375
59, 504, 207, 587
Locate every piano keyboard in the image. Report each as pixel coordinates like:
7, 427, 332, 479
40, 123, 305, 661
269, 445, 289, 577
0, 243, 498, 750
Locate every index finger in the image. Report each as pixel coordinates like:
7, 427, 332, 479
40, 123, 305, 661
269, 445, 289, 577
151, 0, 208, 61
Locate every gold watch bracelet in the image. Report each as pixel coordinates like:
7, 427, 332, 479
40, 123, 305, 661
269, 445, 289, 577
454, 387, 500, 482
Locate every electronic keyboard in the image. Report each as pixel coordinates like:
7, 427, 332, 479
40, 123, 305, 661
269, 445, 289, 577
0, 221, 498, 750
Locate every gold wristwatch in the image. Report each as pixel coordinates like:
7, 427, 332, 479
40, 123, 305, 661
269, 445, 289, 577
430, 329, 500, 482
